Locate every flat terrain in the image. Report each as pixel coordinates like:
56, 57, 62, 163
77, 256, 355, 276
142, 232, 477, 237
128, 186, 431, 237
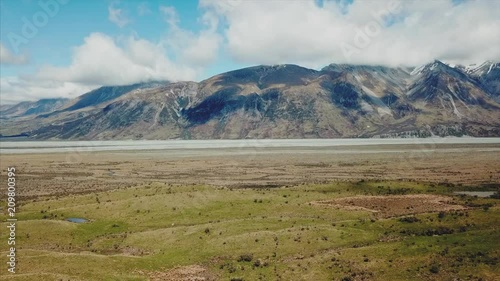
0, 143, 499, 280
1, 143, 499, 199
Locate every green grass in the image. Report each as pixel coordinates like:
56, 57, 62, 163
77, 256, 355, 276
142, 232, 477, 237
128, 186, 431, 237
1, 181, 498, 280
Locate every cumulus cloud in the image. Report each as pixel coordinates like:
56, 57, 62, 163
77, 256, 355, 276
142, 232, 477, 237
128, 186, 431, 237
35, 32, 198, 85
1, 4, 223, 104
0, 42, 28, 65
200, 0, 500, 68
0, 76, 94, 104
1, 33, 200, 103
3, 0, 498, 104
160, 6, 222, 67
108, 3, 130, 28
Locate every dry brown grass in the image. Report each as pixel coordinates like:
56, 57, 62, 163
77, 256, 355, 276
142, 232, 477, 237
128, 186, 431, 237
1, 143, 498, 199
139, 265, 217, 281
312, 194, 466, 218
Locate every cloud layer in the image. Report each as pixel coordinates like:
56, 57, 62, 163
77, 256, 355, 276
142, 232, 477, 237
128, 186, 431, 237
201, 0, 500, 68
0, 76, 94, 104
36, 32, 199, 85
1, 32, 204, 104
160, 5, 222, 67
1, 0, 499, 104
0, 42, 28, 65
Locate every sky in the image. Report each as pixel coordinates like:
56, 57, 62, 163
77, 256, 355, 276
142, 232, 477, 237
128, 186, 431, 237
0, 0, 499, 104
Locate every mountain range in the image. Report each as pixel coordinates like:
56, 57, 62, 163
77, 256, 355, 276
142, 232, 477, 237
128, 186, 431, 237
1, 60, 499, 140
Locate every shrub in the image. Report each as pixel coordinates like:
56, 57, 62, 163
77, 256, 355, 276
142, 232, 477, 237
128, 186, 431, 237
237, 254, 253, 262
429, 265, 440, 274
399, 216, 420, 223
482, 203, 493, 211
438, 211, 446, 219
424, 227, 454, 236
490, 192, 500, 199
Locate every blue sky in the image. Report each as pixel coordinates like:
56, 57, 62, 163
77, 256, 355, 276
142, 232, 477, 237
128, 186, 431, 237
0, 0, 242, 78
0, 0, 499, 103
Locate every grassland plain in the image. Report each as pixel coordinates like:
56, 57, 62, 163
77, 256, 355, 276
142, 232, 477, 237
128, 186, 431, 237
0, 145, 499, 280
1, 181, 498, 280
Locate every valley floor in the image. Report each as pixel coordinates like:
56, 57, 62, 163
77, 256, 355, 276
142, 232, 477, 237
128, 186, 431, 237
0, 143, 499, 280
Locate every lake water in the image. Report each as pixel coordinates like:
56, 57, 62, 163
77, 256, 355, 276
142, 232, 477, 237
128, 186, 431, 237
0, 138, 499, 154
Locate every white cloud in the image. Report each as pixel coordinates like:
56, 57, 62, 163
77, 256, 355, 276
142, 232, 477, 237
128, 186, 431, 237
200, 0, 500, 68
0, 42, 28, 65
35, 32, 198, 85
1, 5, 223, 104
108, 3, 130, 28
3, 0, 498, 105
1, 33, 201, 103
160, 6, 222, 67
0, 76, 94, 104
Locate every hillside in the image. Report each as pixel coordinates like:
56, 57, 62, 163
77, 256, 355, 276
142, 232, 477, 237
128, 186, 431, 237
1, 61, 499, 139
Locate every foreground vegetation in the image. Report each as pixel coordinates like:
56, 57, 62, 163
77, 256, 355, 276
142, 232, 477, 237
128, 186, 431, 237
1, 181, 499, 280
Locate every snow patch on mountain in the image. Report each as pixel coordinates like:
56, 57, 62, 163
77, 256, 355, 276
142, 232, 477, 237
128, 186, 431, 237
460, 61, 497, 76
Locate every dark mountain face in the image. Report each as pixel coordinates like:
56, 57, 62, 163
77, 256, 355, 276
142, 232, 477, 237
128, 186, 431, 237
407, 61, 499, 114
321, 81, 363, 110
66, 85, 142, 112
1, 61, 499, 140
182, 87, 246, 124
213, 64, 320, 89
65, 81, 170, 112
475, 63, 500, 101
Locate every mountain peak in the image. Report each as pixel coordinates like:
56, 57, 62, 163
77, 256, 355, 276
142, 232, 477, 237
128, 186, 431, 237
460, 61, 498, 76
207, 64, 319, 88
2, 61, 499, 140
410, 60, 450, 76
322, 63, 389, 72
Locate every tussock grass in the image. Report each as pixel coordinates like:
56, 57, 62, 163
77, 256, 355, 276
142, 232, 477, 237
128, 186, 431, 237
1, 181, 498, 280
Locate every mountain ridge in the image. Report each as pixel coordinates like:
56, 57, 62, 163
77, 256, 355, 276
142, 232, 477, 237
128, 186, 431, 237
1, 60, 499, 140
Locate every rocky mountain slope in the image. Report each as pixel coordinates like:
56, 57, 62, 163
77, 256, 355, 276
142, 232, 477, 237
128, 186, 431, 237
0, 98, 69, 119
1, 60, 499, 139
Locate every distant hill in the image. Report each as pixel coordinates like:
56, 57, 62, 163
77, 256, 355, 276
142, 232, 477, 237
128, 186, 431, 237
0, 61, 499, 139
0, 98, 69, 119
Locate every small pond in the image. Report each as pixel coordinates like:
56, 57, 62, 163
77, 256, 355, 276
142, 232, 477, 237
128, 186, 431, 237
66, 217, 89, 223
453, 191, 496, 198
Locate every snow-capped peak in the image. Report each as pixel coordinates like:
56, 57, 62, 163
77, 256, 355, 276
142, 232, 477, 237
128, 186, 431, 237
410, 64, 426, 76
411, 60, 499, 77
460, 61, 497, 76
410, 60, 448, 76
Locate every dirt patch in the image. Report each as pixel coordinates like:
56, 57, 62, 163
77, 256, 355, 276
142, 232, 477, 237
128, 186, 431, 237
120, 246, 150, 256
143, 265, 217, 281
312, 194, 466, 218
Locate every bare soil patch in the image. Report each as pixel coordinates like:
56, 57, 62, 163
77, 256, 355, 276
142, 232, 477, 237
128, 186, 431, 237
312, 194, 466, 218
120, 246, 150, 256
144, 265, 217, 281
